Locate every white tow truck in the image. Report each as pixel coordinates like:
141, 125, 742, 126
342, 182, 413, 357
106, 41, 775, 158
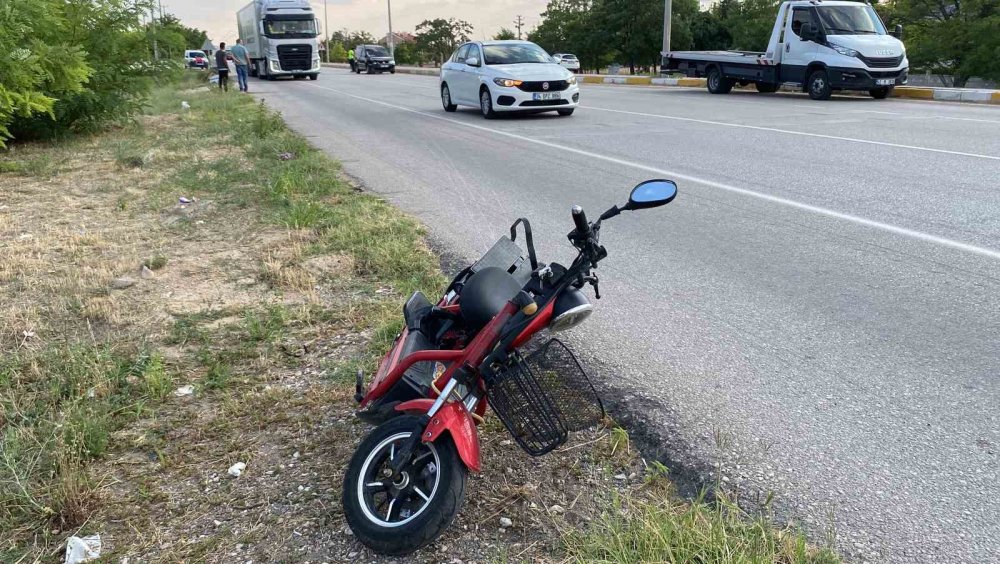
237, 0, 321, 81
663, 0, 908, 100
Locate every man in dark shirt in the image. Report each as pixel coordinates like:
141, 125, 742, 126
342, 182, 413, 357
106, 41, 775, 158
215, 42, 230, 92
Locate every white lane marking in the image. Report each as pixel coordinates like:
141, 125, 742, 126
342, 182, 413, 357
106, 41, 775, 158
583, 105, 1000, 161
305, 83, 1000, 261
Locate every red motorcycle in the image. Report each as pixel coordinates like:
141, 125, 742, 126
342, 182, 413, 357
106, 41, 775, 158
342, 179, 678, 554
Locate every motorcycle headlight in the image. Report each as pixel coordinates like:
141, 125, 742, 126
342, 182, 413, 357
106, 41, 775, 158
493, 78, 523, 88
549, 288, 593, 332
566, 75, 577, 85
828, 42, 858, 57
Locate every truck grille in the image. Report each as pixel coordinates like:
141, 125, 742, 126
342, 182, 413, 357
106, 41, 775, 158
277, 45, 312, 71
857, 54, 904, 68
517, 80, 570, 93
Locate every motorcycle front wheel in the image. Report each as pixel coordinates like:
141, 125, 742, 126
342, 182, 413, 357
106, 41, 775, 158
342, 415, 467, 555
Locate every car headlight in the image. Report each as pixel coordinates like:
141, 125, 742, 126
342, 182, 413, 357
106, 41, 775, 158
566, 75, 577, 85
828, 42, 858, 57
493, 78, 523, 88
389, 60, 396, 65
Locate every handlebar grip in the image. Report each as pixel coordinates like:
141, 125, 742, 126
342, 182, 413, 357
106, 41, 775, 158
572, 205, 591, 237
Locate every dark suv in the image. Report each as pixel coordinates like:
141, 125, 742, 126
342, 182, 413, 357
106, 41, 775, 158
353, 45, 395, 74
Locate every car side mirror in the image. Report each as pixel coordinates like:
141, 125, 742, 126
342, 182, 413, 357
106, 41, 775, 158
891, 24, 903, 38
466, 56, 480, 67
800, 23, 819, 41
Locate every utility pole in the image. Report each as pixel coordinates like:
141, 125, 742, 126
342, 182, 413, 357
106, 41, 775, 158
387, 0, 395, 58
324, 0, 330, 62
150, 7, 159, 60
514, 15, 524, 40
661, 0, 672, 57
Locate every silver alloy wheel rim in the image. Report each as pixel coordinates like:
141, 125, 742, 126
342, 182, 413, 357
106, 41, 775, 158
442, 86, 451, 107
813, 76, 825, 95
709, 72, 718, 90
356, 431, 441, 528
481, 91, 490, 115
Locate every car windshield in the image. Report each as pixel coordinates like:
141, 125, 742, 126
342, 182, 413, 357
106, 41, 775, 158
817, 5, 886, 35
483, 43, 553, 65
188, 51, 205, 58
365, 46, 389, 57
264, 18, 317, 38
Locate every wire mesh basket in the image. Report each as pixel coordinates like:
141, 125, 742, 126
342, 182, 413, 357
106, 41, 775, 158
486, 339, 605, 456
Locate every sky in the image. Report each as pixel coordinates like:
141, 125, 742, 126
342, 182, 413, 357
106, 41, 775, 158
159, 0, 553, 46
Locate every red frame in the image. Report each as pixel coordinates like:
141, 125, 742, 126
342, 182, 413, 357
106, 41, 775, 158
360, 297, 542, 472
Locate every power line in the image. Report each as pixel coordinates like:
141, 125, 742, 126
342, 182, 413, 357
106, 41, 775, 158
514, 15, 524, 40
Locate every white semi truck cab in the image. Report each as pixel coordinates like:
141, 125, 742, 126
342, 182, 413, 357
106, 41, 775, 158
664, 0, 907, 100
238, 0, 321, 81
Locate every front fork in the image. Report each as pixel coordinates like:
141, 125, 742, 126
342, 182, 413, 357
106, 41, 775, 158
391, 378, 483, 474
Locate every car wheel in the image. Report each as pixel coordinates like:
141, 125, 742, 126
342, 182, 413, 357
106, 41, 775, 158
557, 108, 575, 116
807, 69, 833, 100
707, 66, 734, 94
441, 84, 458, 112
480, 88, 496, 119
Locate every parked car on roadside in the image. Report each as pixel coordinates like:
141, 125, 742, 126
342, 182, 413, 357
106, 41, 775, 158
184, 50, 208, 69
440, 40, 580, 119
354, 45, 395, 74
552, 53, 581, 73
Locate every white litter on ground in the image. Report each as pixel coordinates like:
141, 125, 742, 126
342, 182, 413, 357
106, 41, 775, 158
64, 534, 101, 563
228, 462, 246, 477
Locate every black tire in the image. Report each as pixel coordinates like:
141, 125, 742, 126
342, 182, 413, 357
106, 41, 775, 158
869, 87, 891, 99
755, 82, 779, 93
707, 66, 734, 94
479, 88, 497, 119
807, 69, 832, 100
390, 68, 396, 74
343, 416, 467, 556
309, 74, 318, 81
366, 64, 374, 75
294, 75, 305, 80
441, 83, 458, 112
557, 108, 575, 116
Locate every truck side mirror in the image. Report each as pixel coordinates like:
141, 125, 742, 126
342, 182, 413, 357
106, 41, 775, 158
891, 24, 903, 38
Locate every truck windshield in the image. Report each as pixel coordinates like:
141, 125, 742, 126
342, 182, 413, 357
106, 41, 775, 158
483, 43, 552, 65
816, 5, 886, 35
365, 47, 389, 57
264, 18, 317, 38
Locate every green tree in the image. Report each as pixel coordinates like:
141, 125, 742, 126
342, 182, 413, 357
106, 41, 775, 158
494, 27, 518, 40
415, 18, 473, 65
0, 0, 93, 147
715, 0, 779, 52
10, 0, 167, 141
393, 41, 423, 65
329, 42, 349, 62
529, 0, 613, 72
879, 0, 1000, 87
690, 9, 732, 51
158, 13, 208, 50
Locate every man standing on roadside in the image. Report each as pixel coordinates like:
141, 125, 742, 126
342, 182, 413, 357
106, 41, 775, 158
215, 42, 230, 92
231, 39, 250, 93
347, 47, 355, 72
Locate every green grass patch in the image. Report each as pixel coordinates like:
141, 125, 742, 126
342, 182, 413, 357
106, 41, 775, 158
566, 492, 840, 564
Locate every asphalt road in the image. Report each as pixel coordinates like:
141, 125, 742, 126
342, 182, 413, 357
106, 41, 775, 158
253, 71, 1000, 563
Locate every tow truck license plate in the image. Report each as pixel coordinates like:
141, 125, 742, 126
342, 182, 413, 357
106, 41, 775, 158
876, 78, 895, 86
532, 92, 561, 101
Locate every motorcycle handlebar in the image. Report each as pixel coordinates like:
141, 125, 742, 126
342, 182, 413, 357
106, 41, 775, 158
572, 205, 591, 238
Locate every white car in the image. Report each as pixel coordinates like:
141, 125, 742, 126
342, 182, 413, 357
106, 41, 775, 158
440, 41, 580, 119
552, 53, 581, 72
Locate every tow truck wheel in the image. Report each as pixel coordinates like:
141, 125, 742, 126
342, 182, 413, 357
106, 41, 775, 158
869, 87, 892, 99
755, 82, 779, 93
707, 66, 734, 94
807, 69, 832, 100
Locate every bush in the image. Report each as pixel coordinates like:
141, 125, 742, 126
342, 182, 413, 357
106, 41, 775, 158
1, 0, 171, 146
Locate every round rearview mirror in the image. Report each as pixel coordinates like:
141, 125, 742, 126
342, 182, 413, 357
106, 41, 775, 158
626, 179, 677, 210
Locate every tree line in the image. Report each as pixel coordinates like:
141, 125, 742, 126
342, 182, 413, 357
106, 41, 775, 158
0, 1, 207, 148
527, 0, 999, 85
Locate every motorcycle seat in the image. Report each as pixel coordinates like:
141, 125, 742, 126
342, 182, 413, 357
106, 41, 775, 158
459, 267, 522, 330
403, 291, 433, 333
